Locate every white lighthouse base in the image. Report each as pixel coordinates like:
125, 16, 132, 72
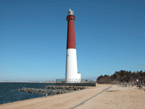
65, 49, 81, 83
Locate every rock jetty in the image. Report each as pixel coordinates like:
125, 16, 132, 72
15, 85, 88, 96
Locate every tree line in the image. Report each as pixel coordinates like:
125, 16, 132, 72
97, 70, 145, 84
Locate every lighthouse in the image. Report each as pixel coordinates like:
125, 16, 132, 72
65, 9, 81, 83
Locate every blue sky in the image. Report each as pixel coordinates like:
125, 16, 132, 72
0, 0, 145, 81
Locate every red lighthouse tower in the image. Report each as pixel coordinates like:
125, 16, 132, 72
65, 9, 81, 83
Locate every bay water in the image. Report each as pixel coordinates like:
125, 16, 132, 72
0, 83, 54, 104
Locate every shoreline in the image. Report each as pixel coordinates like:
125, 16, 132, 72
0, 82, 55, 83
0, 84, 145, 109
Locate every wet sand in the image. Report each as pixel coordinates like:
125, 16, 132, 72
0, 84, 144, 109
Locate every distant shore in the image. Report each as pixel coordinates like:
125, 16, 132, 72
0, 81, 55, 83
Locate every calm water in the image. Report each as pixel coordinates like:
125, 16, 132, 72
0, 83, 54, 104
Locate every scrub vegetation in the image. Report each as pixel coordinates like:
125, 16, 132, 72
97, 70, 145, 84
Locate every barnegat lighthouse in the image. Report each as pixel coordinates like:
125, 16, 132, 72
65, 9, 81, 83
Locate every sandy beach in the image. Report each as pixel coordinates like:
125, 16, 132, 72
0, 84, 145, 109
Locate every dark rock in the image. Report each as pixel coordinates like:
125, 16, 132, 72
15, 85, 87, 96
